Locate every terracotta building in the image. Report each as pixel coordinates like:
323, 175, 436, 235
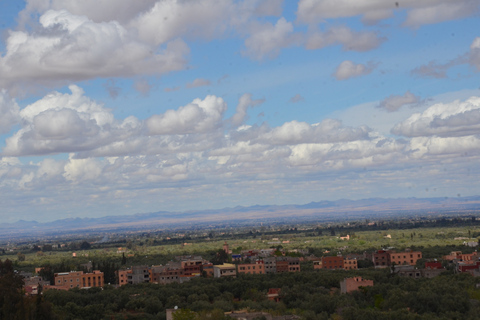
117, 269, 131, 286
275, 259, 289, 273
340, 277, 374, 293
321, 256, 344, 270
389, 250, 422, 266
202, 263, 214, 277
237, 261, 265, 275
372, 250, 390, 267
54, 270, 104, 289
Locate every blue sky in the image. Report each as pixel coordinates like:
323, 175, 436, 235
0, 0, 480, 222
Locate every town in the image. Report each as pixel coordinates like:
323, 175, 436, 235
19, 239, 480, 292
2, 219, 480, 319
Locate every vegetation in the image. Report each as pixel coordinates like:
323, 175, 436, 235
2, 217, 480, 319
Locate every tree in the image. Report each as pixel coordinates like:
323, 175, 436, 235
0, 259, 25, 318
17, 252, 25, 261
173, 309, 196, 320
80, 241, 91, 250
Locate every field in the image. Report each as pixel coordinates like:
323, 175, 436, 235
3, 223, 480, 271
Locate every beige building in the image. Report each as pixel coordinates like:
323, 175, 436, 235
344, 257, 358, 270
213, 263, 237, 278
54, 270, 104, 289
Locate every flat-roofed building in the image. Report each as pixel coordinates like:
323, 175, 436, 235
372, 250, 390, 267
128, 265, 150, 285
213, 263, 236, 278
321, 256, 344, 270
237, 261, 265, 275
151, 262, 184, 284
203, 263, 214, 277
344, 257, 358, 270
264, 257, 276, 273
54, 270, 104, 289
390, 251, 422, 266
117, 269, 131, 286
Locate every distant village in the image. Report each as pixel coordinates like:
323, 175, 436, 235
20, 238, 480, 297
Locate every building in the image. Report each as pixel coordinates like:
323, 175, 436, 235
276, 259, 289, 273
150, 262, 191, 284
321, 256, 344, 270
441, 251, 478, 262
455, 260, 480, 273
176, 256, 204, 276
340, 277, 374, 294
213, 263, 236, 278
372, 250, 390, 267
53, 270, 104, 289
237, 261, 265, 275
203, 263, 214, 277
425, 261, 442, 269
223, 241, 231, 254
128, 265, 150, 285
389, 250, 422, 266
344, 257, 358, 270
23, 275, 50, 295
392, 264, 444, 279
264, 257, 276, 273
287, 257, 301, 272
117, 269, 131, 286
267, 288, 281, 302
313, 260, 322, 270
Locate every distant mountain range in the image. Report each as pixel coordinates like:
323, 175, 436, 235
2, 196, 480, 239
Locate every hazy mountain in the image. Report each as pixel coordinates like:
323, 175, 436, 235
2, 196, 480, 239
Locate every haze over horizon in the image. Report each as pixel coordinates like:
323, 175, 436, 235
1, 0, 480, 223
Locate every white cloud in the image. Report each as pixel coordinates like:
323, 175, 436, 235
257, 119, 370, 145
19, 0, 157, 25
333, 60, 376, 80
0, 90, 20, 134
243, 18, 299, 59
377, 91, 422, 112
146, 95, 227, 135
306, 26, 384, 51
296, 0, 480, 26
0, 9, 189, 89
470, 37, 480, 71
254, 0, 284, 16
131, 0, 235, 46
230, 94, 265, 127
2, 85, 141, 156
403, 1, 479, 28
392, 96, 480, 137
63, 156, 103, 182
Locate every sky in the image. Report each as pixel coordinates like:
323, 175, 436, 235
0, 0, 480, 223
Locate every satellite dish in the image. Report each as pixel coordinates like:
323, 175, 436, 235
174, 306, 178, 310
